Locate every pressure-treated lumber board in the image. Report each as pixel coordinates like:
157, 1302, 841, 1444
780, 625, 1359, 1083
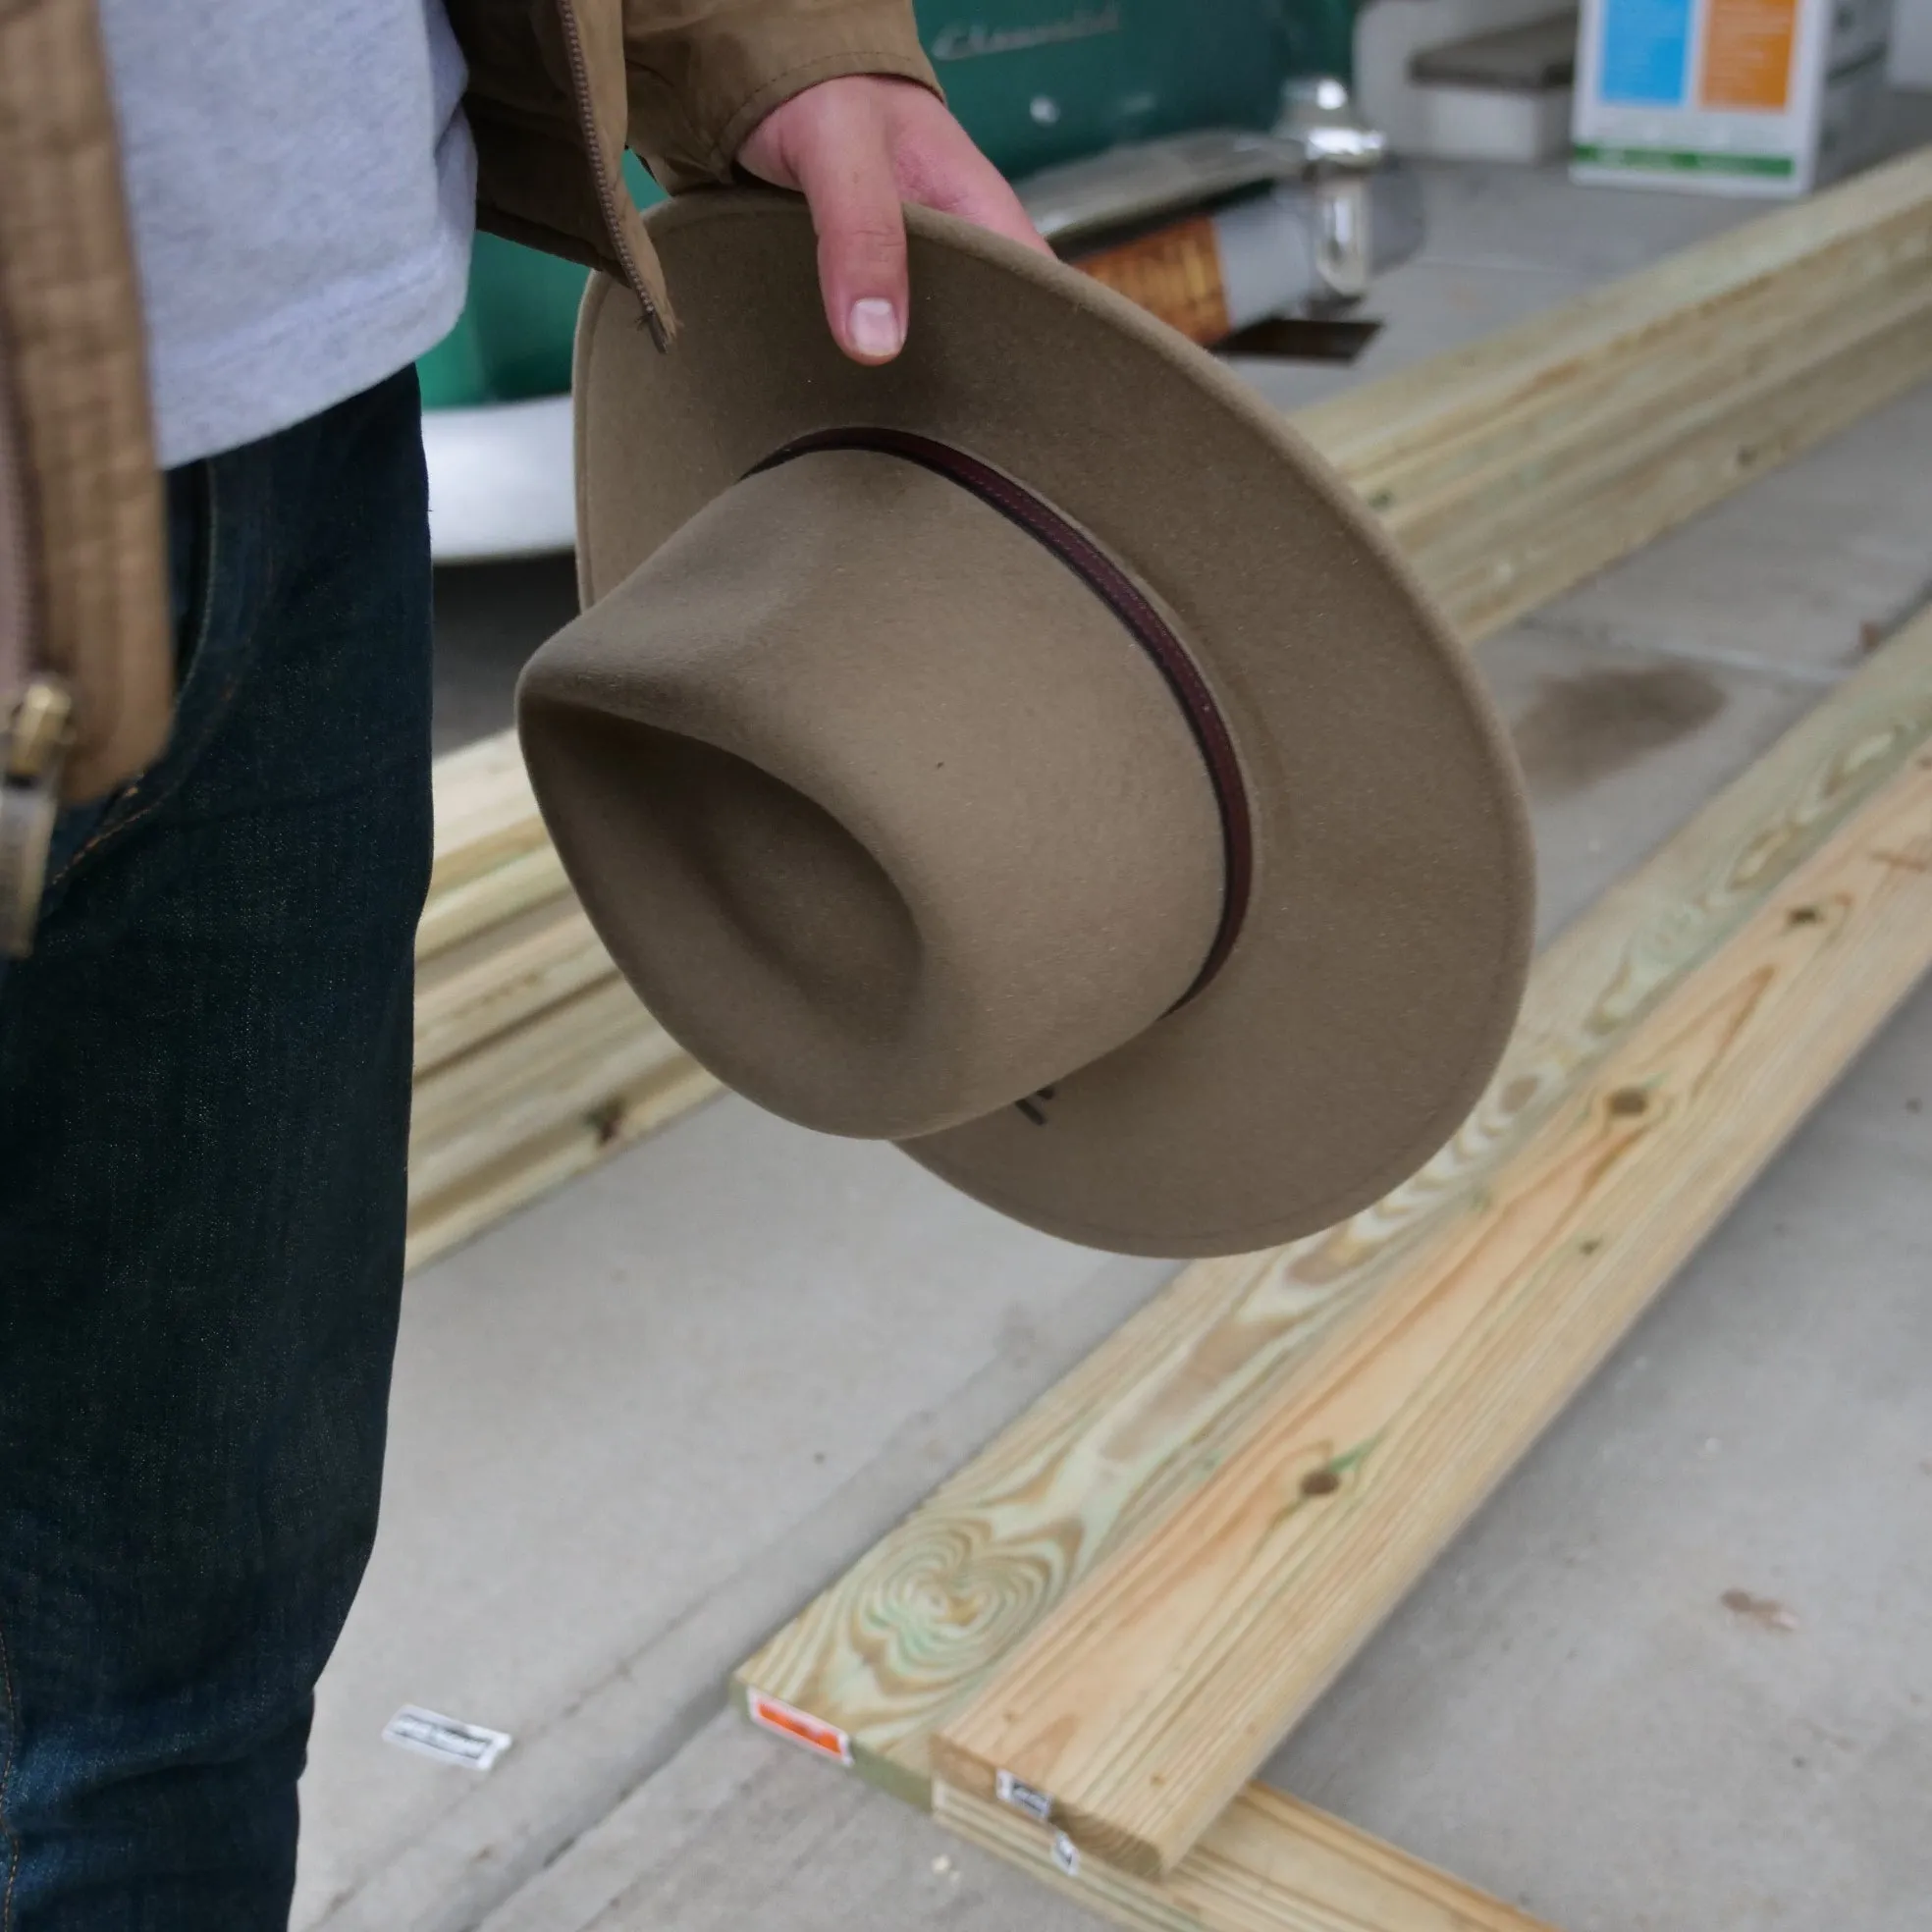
1420, 301, 1932, 639
407, 975, 696, 1201
1308, 146, 1932, 638
404, 750, 722, 1271
416, 838, 572, 965
935, 745, 1932, 1877
1368, 243, 1932, 570
404, 1054, 722, 1271
936, 1781, 1555, 1932
732, 610, 1932, 1803
1296, 145, 1932, 488
405, 737, 716, 1269
426, 729, 552, 905
405, 974, 720, 1261
414, 897, 616, 1075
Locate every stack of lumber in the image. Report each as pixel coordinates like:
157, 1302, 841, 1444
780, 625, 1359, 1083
1295, 142, 1932, 639
406, 143, 1932, 1271
734, 607, 1932, 1929
407, 735, 719, 1269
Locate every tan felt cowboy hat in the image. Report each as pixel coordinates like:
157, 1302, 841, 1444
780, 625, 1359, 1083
516, 190, 1533, 1259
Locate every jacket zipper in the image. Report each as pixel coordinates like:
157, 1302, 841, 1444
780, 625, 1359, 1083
552, 0, 671, 349
0, 316, 32, 706
0, 310, 72, 959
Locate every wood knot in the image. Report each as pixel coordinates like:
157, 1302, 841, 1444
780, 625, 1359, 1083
1607, 1087, 1649, 1117
1300, 1469, 1343, 1498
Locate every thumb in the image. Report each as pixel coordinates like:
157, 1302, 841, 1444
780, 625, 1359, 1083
784, 99, 910, 363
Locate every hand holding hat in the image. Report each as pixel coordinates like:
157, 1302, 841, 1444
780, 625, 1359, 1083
737, 75, 1051, 363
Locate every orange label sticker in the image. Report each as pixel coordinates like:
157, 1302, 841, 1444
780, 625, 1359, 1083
746, 1690, 853, 1766
1699, 0, 1799, 109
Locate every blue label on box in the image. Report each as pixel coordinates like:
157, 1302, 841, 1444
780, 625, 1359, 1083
1599, 0, 1695, 102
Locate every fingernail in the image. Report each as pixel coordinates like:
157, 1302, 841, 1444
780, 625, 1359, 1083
848, 298, 903, 358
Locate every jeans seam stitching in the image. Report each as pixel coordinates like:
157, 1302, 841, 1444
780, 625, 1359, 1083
48, 461, 229, 892
0, 1604, 23, 1932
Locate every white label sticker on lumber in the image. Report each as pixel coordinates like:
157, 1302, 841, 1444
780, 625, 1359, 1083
996, 1768, 1056, 1823
1051, 1831, 1083, 1878
747, 1690, 853, 1766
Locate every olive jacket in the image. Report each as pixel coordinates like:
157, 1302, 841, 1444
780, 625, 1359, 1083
0, 0, 935, 933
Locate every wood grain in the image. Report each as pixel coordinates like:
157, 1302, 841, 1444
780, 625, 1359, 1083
1294, 146, 1932, 480
1422, 305, 1932, 640
404, 1056, 722, 1272
414, 898, 616, 1076
416, 839, 571, 966
1367, 242, 1932, 564
936, 1781, 1556, 1932
426, 729, 550, 904
407, 976, 694, 1204
733, 612, 1932, 1802
934, 748, 1932, 1876
402, 756, 719, 1263
1316, 148, 1932, 638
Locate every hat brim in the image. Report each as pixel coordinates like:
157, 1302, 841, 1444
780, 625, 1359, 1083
568, 190, 1532, 1258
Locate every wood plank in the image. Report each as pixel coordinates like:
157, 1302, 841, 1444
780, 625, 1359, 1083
733, 611, 1932, 1802
414, 897, 616, 1076
1364, 235, 1932, 564
410, 731, 710, 1261
934, 746, 1932, 1877
1294, 146, 1932, 478
427, 728, 548, 901
936, 1781, 1554, 1932
416, 837, 571, 965
405, 1055, 722, 1271
407, 976, 691, 1205
1422, 305, 1932, 639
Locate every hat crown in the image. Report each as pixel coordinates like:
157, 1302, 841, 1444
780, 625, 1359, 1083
518, 448, 1229, 1141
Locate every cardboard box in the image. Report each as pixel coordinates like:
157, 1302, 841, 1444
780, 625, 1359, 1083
1573, 0, 1894, 191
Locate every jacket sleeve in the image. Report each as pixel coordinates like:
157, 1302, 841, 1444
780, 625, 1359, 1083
453, 0, 940, 340
619, 0, 941, 191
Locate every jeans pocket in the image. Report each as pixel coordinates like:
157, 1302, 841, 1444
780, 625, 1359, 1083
38, 460, 229, 908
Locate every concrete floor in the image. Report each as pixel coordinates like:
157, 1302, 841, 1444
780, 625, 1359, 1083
296, 153, 1932, 1932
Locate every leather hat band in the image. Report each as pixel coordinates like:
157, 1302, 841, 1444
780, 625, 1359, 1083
747, 426, 1253, 1006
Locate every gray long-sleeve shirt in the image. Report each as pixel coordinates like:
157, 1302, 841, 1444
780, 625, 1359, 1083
98, 1, 476, 467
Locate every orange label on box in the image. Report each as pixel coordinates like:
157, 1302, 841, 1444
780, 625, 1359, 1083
745, 1690, 852, 1765
1699, 0, 1799, 108
1075, 216, 1231, 346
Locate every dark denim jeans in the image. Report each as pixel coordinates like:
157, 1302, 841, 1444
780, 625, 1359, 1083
0, 369, 434, 1929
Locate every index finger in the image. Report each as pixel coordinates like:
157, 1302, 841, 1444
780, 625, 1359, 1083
789, 100, 911, 363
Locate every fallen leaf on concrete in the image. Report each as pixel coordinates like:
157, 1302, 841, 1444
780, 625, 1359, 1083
1722, 1588, 1798, 1632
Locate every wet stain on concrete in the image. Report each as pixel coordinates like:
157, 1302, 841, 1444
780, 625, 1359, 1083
1511, 664, 1726, 798
1722, 1586, 1799, 1632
